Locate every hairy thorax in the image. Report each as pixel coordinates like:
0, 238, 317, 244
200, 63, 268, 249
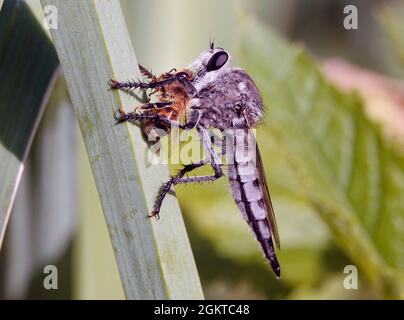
190, 68, 264, 130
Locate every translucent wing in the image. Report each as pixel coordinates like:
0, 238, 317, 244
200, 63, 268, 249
252, 132, 281, 250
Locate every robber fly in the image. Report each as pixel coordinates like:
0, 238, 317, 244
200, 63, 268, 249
109, 42, 281, 277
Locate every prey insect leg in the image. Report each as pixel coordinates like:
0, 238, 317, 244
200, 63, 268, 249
138, 64, 156, 80
166, 68, 177, 74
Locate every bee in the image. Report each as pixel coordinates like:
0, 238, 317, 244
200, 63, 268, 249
109, 65, 194, 141
109, 42, 281, 277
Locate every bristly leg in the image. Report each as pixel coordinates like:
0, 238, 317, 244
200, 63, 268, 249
150, 159, 223, 219
108, 77, 178, 90
114, 110, 180, 128
137, 102, 173, 110
150, 130, 225, 219
109, 73, 197, 96
114, 102, 173, 120
138, 64, 177, 80
114, 108, 196, 130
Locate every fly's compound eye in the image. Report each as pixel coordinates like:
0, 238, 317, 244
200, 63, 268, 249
206, 51, 228, 72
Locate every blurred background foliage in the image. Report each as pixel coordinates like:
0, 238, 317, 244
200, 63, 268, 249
1, 0, 404, 299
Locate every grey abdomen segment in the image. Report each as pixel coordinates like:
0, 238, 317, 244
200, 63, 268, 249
227, 138, 280, 276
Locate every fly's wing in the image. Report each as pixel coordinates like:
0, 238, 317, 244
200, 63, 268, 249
241, 107, 281, 250
256, 136, 281, 249
252, 132, 281, 250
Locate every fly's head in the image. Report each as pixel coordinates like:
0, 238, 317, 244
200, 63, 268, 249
188, 44, 231, 86
186, 43, 264, 130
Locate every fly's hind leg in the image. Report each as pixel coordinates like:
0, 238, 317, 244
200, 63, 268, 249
150, 127, 226, 218
150, 159, 223, 219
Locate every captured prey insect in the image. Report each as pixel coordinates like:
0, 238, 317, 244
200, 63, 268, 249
109, 43, 281, 277
110, 65, 195, 140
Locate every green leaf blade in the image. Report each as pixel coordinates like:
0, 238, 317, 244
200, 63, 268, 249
0, 0, 59, 247
41, 0, 203, 299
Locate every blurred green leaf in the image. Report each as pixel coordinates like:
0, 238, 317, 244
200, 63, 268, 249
0, 0, 59, 247
238, 15, 404, 297
287, 274, 378, 300
380, 7, 404, 70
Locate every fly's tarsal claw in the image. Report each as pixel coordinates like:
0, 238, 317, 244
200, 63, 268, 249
147, 212, 160, 220
109, 79, 119, 89
109, 78, 143, 90
113, 107, 129, 123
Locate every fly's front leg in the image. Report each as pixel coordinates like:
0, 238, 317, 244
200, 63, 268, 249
113, 102, 173, 121
150, 159, 223, 219
109, 73, 197, 96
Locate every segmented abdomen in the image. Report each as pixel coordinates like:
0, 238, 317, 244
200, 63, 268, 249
227, 130, 280, 276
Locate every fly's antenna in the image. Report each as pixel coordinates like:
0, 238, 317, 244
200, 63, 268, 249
209, 35, 215, 50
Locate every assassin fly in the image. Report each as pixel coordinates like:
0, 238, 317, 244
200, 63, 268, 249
109, 42, 281, 277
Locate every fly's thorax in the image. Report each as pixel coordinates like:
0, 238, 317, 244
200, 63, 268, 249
187, 47, 263, 130
190, 68, 264, 130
